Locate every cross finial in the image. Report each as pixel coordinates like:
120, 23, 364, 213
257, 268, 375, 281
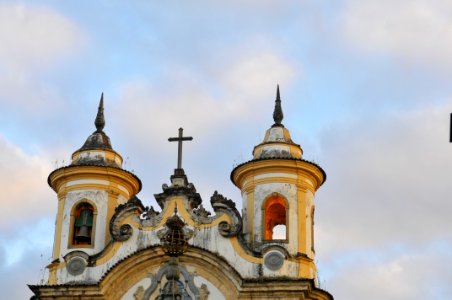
95, 92, 105, 132
168, 128, 193, 170
273, 84, 284, 127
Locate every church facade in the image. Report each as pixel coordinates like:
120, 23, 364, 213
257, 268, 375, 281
29, 87, 333, 300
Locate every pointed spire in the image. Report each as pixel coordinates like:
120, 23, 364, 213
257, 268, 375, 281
273, 84, 284, 126
95, 93, 105, 132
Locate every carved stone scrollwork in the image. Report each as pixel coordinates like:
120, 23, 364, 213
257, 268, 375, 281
133, 286, 144, 300
110, 196, 145, 242
199, 283, 210, 300
117, 224, 132, 241
218, 221, 232, 236
210, 191, 242, 237
154, 182, 202, 210
141, 205, 162, 227
193, 204, 211, 218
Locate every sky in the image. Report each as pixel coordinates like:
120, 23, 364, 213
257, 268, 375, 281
0, 0, 451, 299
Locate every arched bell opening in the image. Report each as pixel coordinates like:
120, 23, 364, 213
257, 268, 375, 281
262, 194, 288, 241
69, 201, 97, 247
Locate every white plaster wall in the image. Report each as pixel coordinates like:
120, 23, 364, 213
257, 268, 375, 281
242, 190, 248, 236
56, 223, 161, 283
56, 210, 301, 285
262, 257, 299, 278
191, 224, 261, 278
59, 190, 108, 257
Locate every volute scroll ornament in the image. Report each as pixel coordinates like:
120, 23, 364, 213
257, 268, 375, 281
210, 191, 242, 237
110, 196, 145, 242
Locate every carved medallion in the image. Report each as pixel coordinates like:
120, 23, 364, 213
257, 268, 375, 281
264, 251, 284, 271
67, 257, 86, 276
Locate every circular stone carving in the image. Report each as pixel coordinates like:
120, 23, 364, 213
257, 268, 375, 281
67, 257, 86, 276
264, 251, 285, 271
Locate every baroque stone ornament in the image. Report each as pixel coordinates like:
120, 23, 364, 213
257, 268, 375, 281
210, 191, 242, 237
64, 251, 89, 276
67, 257, 87, 276
141, 258, 202, 300
264, 251, 285, 271
199, 283, 210, 300
110, 196, 145, 241
133, 286, 144, 300
193, 204, 211, 218
160, 206, 189, 257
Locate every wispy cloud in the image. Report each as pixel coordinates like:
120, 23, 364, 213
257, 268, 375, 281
340, 0, 452, 67
0, 4, 85, 112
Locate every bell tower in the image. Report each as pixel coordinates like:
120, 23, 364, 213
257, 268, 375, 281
47, 94, 141, 280
231, 86, 326, 279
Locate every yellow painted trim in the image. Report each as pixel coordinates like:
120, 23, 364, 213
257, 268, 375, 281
52, 197, 65, 259
297, 188, 307, 255
48, 269, 57, 284
247, 191, 255, 243
232, 159, 324, 193
230, 237, 262, 264
49, 165, 140, 197
105, 191, 119, 244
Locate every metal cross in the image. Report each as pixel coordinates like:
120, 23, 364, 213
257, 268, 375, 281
168, 128, 193, 169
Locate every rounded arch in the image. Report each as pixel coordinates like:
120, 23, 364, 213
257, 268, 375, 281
262, 193, 289, 241
70, 198, 98, 216
69, 199, 98, 248
99, 246, 242, 300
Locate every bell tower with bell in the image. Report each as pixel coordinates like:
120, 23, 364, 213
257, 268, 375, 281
231, 86, 326, 279
47, 94, 141, 280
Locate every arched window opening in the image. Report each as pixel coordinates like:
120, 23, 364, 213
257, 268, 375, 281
272, 224, 286, 240
263, 195, 287, 240
72, 203, 94, 245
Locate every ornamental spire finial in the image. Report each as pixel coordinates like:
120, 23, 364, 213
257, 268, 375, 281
95, 92, 105, 132
273, 84, 284, 126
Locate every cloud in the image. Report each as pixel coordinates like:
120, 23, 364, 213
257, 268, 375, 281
0, 218, 53, 299
314, 99, 452, 300
340, 0, 452, 66
0, 4, 85, 112
0, 4, 83, 71
315, 101, 452, 256
113, 51, 295, 149
0, 135, 55, 231
320, 242, 452, 299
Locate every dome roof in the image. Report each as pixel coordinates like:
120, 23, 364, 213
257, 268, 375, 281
252, 85, 303, 160
79, 130, 112, 151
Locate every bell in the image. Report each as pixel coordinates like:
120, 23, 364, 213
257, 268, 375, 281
74, 209, 93, 244
75, 225, 91, 243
